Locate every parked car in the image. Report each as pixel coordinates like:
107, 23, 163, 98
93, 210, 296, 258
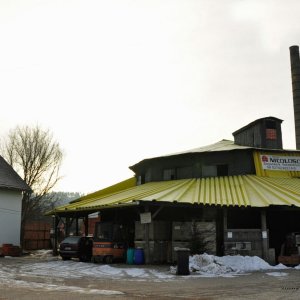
59, 236, 93, 262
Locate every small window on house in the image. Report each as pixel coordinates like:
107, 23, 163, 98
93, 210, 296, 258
266, 120, 277, 140
137, 174, 145, 185
217, 164, 228, 176
163, 168, 176, 180
145, 169, 151, 183
202, 165, 228, 177
177, 166, 193, 179
202, 165, 217, 177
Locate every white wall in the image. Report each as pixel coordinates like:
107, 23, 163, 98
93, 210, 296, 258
0, 189, 22, 246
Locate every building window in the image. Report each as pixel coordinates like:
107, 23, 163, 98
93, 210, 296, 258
177, 166, 193, 179
202, 164, 228, 177
137, 174, 145, 185
202, 165, 217, 177
266, 129, 277, 140
163, 168, 176, 180
217, 164, 228, 176
266, 120, 277, 140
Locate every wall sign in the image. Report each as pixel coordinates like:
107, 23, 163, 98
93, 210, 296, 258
260, 155, 300, 171
262, 231, 268, 239
140, 212, 152, 224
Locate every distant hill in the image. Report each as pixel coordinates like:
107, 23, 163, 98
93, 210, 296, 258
44, 191, 83, 209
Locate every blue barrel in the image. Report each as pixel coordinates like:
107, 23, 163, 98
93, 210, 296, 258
134, 248, 145, 265
126, 248, 135, 264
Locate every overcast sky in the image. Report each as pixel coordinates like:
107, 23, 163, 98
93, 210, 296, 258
0, 0, 299, 194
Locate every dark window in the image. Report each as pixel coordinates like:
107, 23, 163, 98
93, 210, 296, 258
177, 166, 193, 179
217, 164, 228, 176
202, 165, 217, 177
163, 168, 176, 180
137, 174, 145, 185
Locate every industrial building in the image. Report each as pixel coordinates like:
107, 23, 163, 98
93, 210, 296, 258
49, 46, 300, 265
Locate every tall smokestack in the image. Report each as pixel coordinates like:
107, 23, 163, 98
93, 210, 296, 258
290, 45, 300, 149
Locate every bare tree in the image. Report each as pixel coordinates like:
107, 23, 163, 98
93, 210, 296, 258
1, 125, 63, 246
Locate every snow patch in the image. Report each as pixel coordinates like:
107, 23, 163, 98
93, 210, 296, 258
265, 272, 288, 277
188, 253, 290, 277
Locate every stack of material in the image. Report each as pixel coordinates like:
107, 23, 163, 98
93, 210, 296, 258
1, 244, 21, 257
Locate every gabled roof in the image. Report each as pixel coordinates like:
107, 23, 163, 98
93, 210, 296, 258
49, 175, 300, 215
232, 116, 283, 136
0, 156, 31, 192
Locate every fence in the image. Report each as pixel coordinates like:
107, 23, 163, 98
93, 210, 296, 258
24, 221, 51, 250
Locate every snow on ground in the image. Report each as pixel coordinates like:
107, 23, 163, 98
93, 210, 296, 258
265, 272, 289, 277
0, 251, 298, 293
188, 253, 291, 277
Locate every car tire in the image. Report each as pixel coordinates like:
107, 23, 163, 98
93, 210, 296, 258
79, 255, 88, 262
61, 256, 71, 261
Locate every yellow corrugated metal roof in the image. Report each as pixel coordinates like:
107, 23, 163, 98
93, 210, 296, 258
70, 177, 136, 203
50, 175, 300, 214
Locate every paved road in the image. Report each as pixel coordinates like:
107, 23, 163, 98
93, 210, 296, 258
0, 256, 300, 299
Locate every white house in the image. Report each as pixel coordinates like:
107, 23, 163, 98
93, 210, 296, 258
0, 156, 31, 246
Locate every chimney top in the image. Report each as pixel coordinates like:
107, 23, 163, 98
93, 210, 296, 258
290, 45, 300, 59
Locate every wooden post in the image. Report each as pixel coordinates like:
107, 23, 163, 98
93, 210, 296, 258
261, 209, 268, 260
84, 215, 89, 236
53, 215, 59, 256
223, 207, 228, 231
75, 216, 79, 236
144, 206, 150, 264
65, 217, 70, 236
222, 207, 228, 256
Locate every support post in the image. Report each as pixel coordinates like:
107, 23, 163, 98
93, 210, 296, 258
53, 215, 59, 256
261, 209, 268, 260
144, 206, 150, 264
75, 216, 79, 236
221, 207, 228, 256
223, 207, 228, 231
65, 217, 70, 237
84, 215, 89, 237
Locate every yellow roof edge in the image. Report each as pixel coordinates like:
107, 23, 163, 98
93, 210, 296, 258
46, 175, 300, 215
44, 177, 136, 215
71, 177, 136, 203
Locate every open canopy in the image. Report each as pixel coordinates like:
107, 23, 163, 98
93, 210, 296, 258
48, 175, 300, 216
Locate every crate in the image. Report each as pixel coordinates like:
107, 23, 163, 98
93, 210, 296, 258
278, 255, 300, 266
172, 222, 192, 241
172, 221, 216, 242
134, 241, 172, 264
1, 244, 21, 257
135, 221, 171, 241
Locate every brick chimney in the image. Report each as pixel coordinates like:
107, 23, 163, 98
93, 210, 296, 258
289, 45, 300, 149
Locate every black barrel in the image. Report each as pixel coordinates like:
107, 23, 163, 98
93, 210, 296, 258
175, 247, 190, 276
